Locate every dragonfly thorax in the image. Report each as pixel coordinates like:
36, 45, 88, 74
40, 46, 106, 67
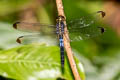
56, 15, 65, 22
56, 21, 65, 35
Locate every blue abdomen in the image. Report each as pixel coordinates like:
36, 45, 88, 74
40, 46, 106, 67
59, 36, 64, 67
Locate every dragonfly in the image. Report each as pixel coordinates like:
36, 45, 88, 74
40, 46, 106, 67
13, 11, 105, 68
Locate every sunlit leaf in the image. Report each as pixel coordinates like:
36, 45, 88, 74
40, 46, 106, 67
0, 44, 85, 80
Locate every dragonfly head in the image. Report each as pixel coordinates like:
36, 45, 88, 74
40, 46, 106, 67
56, 16, 65, 22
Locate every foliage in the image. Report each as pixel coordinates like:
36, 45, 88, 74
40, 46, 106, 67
0, 0, 120, 80
0, 44, 85, 80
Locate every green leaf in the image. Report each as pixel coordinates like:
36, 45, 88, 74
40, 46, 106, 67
0, 44, 85, 80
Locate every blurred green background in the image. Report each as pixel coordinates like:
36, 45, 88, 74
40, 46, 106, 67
0, 0, 120, 80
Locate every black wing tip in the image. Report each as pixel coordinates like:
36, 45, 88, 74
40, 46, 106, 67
16, 38, 21, 44
98, 27, 105, 34
97, 11, 106, 18
13, 22, 20, 29
16, 36, 23, 44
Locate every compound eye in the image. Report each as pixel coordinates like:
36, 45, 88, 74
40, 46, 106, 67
61, 16, 65, 19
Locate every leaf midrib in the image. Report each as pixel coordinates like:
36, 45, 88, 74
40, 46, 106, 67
0, 59, 60, 65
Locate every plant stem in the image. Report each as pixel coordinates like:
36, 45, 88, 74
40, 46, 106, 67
56, 0, 81, 80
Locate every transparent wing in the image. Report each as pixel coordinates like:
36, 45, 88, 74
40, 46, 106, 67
16, 34, 41, 44
16, 33, 58, 45
13, 22, 56, 35
67, 11, 105, 41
